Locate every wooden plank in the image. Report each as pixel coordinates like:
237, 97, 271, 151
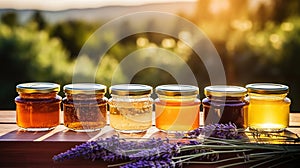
0, 141, 108, 168
0, 110, 300, 167
0, 110, 300, 142
0, 110, 16, 123
290, 112, 300, 126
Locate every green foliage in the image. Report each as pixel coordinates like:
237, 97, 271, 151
0, 11, 18, 27
50, 20, 99, 59
0, 23, 72, 109
29, 11, 47, 30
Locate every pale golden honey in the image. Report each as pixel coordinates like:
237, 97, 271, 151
109, 101, 152, 132
108, 84, 153, 133
246, 83, 291, 132
247, 96, 290, 131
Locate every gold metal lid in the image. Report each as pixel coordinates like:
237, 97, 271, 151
110, 84, 152, 96
16, 82, 60, 94
204, 85, 247, 97
63, 83, 107, 94
246, 83, 289, 94
155, 84, 199, 96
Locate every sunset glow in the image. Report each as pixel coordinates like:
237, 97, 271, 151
210, 0, 229, 14
0, 0, 197, 10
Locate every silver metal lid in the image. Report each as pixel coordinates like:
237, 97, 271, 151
110, 84, 152, 96
155, 84, 199, 96
63, 83, 107, 94
246, 83, 289, 94
204, 85, 247, 97
16, 82, 60, 93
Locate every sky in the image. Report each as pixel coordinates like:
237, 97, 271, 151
0, 0, 197, 11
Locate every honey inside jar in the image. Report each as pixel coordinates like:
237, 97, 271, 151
15, 82, 61, 131
202, 85, 248, 129
155, 84, 200, 132
108, 84, 153, 133
245, 83, 291, 132
62, 83, 108, 132
109, 99, 152, 132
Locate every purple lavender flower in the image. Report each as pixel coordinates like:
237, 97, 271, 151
53, 136, 174, 163
129, 143, 180, 161
120, 158, 175, 168
53, 135, 129, 162
187, 122, 241, 139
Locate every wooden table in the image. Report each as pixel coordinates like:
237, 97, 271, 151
1, 111, 300, 167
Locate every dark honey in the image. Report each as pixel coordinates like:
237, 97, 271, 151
202, 85, 248, 129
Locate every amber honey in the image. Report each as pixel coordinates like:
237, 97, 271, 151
155, 84, 200, 132
155, 100, 200, 131
15, 82, 61, 131
246, 83, 291, 132
62, 83, 108, 132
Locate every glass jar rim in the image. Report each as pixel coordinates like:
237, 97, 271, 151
16, 82, 60, 94
110, 84, 152, 96
63, 83, 107, 94
204, 85, 247, 97
155, 84, 199, 96
246, 83, 289, 94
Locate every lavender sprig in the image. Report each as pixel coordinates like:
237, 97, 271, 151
53, 136, 172, 163
119, 158, 175, 168
187, 122, 242, 139
53, 123, 300, 168
53, 136, 128, 162
129, 143, 180, 161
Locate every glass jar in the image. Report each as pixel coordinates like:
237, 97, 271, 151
155, 84, 200, 132
245, 83, 291, 132
15, 82, 62, 131
202, 85, 248, 129
62, 83, 108, 132
108, 84, 153, 133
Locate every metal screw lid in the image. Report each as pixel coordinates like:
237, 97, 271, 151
63, 83, 107, 94
16, 82, 60, 94
110, 84, 153, 96
246, 83, 289, 94
155, 84, 199, 96
204, 85, 247, 97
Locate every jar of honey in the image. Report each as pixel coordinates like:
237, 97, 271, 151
202, 85, 248, 129
245, 83, 291, 132
155, 84, 200, 132
62, 83, 108, 132
15, 82, 62, 131
108, 84, 153, 133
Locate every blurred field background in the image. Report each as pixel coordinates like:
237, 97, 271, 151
1, 0, 300, 111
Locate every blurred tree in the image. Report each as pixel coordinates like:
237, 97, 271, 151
0, 24, 72, 109
250, 2, 270, 30
271, 0, 300, 23
1, 11, 18, 27
29, 11, 47, 30
50, 20, 98, 59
